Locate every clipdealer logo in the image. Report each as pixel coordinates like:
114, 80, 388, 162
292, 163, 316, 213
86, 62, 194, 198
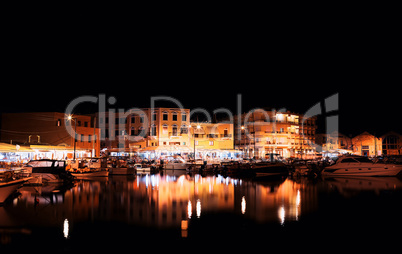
64, 93, 339, 154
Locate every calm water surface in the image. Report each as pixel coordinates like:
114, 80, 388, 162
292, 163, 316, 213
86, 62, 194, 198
1, 172, 402, 252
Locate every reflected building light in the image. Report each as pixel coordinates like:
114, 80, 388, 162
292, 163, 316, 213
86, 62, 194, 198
296, 190, 301, 206
150, 175, 159, 187
181, 220, 188, 238
278, 206, 285, 226
196, 199, 201, 218
187, 200, 192, 219
177, 175, 185, 186
241, 196, 246, 214
181, 220, 188, 230
296, 190, 301, 221
63, 219, 69, 239
216, 175, 224, 184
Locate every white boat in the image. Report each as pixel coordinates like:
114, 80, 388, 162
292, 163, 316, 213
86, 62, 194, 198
135, 164, 150, 172
322, 156, 402, 177
68, 158, 108, 178
165, 158, 188, 170
69, 158, 102, 170
1, 169, 32, 203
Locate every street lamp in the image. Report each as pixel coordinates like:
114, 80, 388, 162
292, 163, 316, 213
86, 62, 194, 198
188, 124, 201, 161
67, 115, 77, 160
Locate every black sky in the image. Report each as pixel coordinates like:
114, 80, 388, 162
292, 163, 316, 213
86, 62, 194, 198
1, 8, 400, 137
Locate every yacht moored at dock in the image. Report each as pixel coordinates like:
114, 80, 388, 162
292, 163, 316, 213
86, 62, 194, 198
70, 169, 109, 178
164, 158, 188, 170
22, 159, 74, 183
1, 169, 32, 203
135, 164, 150, 173
322, 156, 402, 177
67, 158, 109, 178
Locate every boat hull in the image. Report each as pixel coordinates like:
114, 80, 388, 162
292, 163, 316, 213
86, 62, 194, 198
322, 165, 402, 177
165, 163, 187, 170
31, 173, 64, 183
0, 178, 31, 203
253, 164, 289, 178
109, 168, 136, 175
71, 170, 109, 178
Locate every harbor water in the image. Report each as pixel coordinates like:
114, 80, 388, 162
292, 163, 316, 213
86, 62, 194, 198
1, 172, 402, 252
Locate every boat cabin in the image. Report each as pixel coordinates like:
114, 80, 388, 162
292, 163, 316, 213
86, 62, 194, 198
336, 156, 373, 164
25, 159, 67, 174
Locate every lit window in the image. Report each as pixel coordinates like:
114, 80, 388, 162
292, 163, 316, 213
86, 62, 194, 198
163, 124, 168, 134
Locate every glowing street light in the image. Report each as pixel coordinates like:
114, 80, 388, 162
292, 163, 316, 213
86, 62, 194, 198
66, 114, 77, 160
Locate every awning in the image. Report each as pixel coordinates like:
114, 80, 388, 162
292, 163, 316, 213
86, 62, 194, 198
205, 126, 219, 134
0, 142, 32, 153
109, 148, 139, 153
141, 145, 192, 152
30, 145, 74, 152
193, 127, 205, 134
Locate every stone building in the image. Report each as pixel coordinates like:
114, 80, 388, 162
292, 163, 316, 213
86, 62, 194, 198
381, 131, 402, 155
352, 131, 382, 157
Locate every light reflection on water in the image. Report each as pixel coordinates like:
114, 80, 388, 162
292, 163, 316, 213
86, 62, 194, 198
2, 172, 402, 249
2, 173, 312, 234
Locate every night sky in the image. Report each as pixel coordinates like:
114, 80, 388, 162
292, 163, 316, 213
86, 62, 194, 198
1, 8, 400, 137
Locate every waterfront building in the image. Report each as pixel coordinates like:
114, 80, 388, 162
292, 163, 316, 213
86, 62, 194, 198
0, 112, 100, 159
380, 131, 402, 155
315, 131, 353, 155
97, 108, 190, 156
187, 122, 235, 160
352, 131, 382, 157
97, 108, 235, 160
234, 109, 317, 159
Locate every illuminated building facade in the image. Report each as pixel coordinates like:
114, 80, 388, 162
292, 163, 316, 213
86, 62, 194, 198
0, 112, 100, 158
234, 109, 317, 159
97, 108, 235, 159
381, 131, 402, 156
97, 108, 190, 153
188, 122, 235, 160
352, 131, 382, 156
316, 131, 353, 155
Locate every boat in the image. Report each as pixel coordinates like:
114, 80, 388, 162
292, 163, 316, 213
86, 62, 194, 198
290, 159, 323, 177
109, 167, 136, 175
69, 157, 102, 170
165, 158, 188, 170
1, 169, 32, 203
322, 156, 402, 177
251, 162, 289, 178
67, 158, 109, 178
249, 153, 288, 178
22, 159, 74, 183
135, 164, 150, 173
70, 169, 109, 178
